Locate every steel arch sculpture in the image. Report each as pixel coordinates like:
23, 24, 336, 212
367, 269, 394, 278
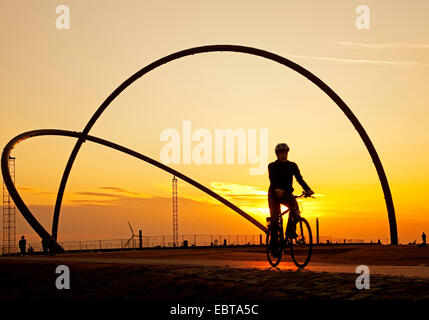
1, 129, 267, 252
1, 45, 398, 252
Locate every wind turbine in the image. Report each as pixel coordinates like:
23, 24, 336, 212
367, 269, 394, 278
124, 220, 139, 248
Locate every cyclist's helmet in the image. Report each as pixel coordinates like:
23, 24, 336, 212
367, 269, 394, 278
275, 143, 290, 154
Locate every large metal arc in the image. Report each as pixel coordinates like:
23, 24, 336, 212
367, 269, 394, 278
1, 129, 268, 252
47, 44, 396, 245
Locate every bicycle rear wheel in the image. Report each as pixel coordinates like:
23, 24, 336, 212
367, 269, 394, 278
290, 217, 312, 268
266, 225, 282, 267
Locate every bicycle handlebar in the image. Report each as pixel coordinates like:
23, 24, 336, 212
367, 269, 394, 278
294, 191, 315, 199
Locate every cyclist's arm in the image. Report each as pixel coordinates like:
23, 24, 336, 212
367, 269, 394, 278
293, 163, 312, 192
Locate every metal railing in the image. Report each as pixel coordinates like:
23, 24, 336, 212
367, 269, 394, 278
3, 234, 263, 253
318, 236, 390, 245
1, 234, 394, 254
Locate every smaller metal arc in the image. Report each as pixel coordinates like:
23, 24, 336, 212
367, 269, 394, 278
1, 129, 267, 251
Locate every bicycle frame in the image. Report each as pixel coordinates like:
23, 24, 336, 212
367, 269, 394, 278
266, 192, 309, 246
266, 191, 314, 268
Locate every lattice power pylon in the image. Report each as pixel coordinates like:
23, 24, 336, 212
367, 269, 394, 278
2, 156, 16, 255
172, 176, 178, 247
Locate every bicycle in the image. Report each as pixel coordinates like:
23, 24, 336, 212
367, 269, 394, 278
266, 191, 314, 268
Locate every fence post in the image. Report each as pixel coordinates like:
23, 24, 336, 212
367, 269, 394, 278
139, 230, 142, 249
316, 218, 319, 245
99, 240, 102, 250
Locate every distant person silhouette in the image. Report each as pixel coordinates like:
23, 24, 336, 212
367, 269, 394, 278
18, 236, 26, 256
268, 143, 314, 257
377, 239, 381, 245
41, 237, 49, 256
422, 232, 427, 245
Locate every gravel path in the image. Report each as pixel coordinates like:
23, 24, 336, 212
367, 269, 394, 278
0, 246, 428, 301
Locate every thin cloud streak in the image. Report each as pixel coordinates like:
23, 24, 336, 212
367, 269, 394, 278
288, 54, 429, 67
70, 199, 119, 205
329, 40, 429, 49
70, 187, 154, 206
99, 186, 141, 196
75, 192, 119, 198
17, 187, 55, 195
209, 182, 268, 213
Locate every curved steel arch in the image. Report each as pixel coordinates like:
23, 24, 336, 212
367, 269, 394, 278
53, 45, 397, 244
2, 44, 398, 247
1, 129, 267, 252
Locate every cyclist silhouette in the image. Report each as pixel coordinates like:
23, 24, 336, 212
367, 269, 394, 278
268, 143, 314, 253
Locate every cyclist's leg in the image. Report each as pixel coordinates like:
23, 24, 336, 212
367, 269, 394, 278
268, 196, 281, 248
284, 196, 299, 238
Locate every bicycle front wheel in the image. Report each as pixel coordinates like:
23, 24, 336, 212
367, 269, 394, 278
290, 217, 312, 268
266, 225, 282, 267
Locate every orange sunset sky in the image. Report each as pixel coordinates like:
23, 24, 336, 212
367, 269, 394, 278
1, 1, 428, 245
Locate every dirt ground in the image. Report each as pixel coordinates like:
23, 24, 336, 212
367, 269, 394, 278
0, 245, 428, 303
